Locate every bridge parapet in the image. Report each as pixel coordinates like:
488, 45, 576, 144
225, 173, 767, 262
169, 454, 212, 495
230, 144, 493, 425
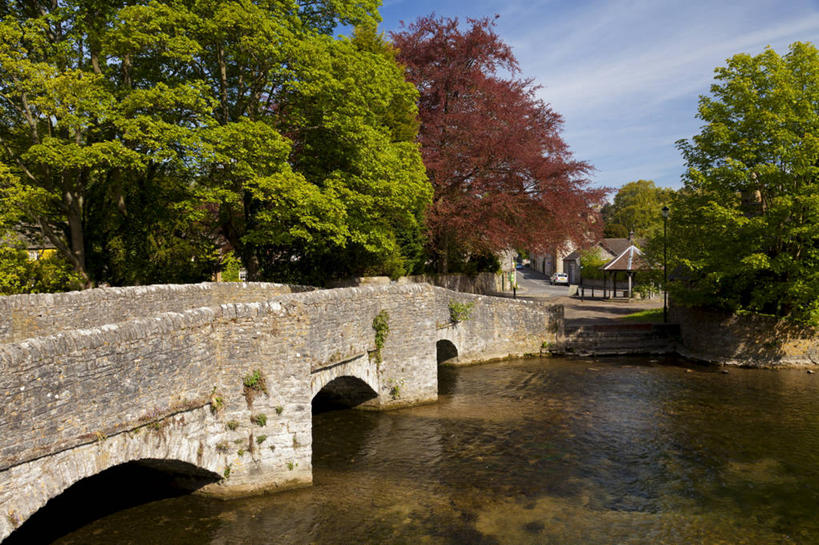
0, 282, 314, 344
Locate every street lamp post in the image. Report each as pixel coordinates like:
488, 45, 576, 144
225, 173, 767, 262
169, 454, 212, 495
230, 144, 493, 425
662, 205, 670, 323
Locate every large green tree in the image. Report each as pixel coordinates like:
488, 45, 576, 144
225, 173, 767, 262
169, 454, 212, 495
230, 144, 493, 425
602, 180, 673, 239
672, 42, 819, 324
0, 0, 429, 288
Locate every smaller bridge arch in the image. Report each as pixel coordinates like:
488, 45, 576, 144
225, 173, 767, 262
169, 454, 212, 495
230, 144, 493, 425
310, 353, 380, 408
436, 339, 459, 364
312, 376, 378, 411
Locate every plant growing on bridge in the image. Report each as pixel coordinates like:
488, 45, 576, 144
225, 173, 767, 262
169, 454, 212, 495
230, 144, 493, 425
209, 388, 225, 414
243, 369, 268, 406
226, 420, 239, 431
251, 413, 268, 427
216, 441, 231, 454
388, 378, 405, 400
448, 300, 475, 324
371, 309, 391, 364
275, 406, 284, 415
256, 435, 268, 445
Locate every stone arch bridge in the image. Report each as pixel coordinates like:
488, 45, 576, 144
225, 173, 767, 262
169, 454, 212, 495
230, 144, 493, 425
0, 282, 561, 541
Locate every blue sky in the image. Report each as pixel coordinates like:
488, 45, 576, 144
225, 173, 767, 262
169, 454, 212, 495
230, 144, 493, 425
376, 0, 819, 192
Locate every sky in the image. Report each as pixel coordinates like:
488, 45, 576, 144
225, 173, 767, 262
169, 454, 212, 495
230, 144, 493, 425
375, 0, 819, 192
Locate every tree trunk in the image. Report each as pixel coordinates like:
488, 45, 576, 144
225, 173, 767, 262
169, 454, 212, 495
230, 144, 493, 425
65, 190, 90, 287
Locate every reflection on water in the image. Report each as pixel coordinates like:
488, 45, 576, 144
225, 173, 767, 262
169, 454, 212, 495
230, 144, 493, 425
43, 357, 819, 544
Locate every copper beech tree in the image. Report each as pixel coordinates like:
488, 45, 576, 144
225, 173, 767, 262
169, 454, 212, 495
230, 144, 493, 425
392, 16, 606, 272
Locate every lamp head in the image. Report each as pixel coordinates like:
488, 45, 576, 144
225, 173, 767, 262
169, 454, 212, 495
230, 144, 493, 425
661, 205, 670, 219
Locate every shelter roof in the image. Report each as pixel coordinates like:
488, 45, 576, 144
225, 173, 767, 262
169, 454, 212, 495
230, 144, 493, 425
602, 244, 650, 272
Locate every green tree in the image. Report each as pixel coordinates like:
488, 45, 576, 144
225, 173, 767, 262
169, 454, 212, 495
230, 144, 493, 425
579, 247, 607, 281
603, 180, 673, 239
0, 0, 429, 289
0, 1, 218, 286
672, 42, 819, 324
0, 246, 83, 295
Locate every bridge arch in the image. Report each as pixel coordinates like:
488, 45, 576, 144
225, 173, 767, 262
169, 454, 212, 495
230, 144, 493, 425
312, 376, 378, 412
436, 339, 459, 364
0, 409, 222, 541
310, 353, 380, 410
4, 458, 220, 544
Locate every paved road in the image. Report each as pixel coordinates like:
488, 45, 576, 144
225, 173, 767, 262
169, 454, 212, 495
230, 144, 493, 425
511, 266, 664, 324
513, 266, 570, 298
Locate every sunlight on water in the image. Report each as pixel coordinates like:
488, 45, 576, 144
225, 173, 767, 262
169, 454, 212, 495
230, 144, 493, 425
42, 357, 819, 545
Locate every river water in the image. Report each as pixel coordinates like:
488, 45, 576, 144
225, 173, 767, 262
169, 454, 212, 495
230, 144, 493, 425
41, 357, 819, 544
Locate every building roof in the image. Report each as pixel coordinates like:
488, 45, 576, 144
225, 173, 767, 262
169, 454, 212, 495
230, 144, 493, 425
599, 238, 640, 257
602, 244, 649, 272
563, 238, 645, 263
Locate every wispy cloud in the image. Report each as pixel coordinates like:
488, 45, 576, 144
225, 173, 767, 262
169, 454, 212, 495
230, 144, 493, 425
378, 0, 819, 190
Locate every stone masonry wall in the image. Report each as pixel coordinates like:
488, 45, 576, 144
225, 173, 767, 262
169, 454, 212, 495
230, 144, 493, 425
432, 288, 563, 364
0, 283, 561, 540
671, 305, 819, 368
0, 282, 314, 343
402, 272, 506, 295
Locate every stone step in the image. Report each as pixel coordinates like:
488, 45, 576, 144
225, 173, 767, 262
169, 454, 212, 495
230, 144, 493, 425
555, 322, 680, 356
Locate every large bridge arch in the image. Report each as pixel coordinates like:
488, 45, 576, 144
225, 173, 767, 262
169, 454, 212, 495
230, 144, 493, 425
4, 458, 220, 544
0, 408, 222, 541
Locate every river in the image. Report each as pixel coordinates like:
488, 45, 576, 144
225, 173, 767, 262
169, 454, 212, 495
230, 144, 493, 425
24, 356, 819, 544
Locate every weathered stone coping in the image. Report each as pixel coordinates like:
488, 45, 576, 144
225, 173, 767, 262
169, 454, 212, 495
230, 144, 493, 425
0, 281, 315, 343
0, 283, 559, 360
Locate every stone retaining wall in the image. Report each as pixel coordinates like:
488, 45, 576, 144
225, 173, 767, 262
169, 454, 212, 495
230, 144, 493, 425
0, 282, 313, 343
671, 306, 819, 368
403, 272, 506, 295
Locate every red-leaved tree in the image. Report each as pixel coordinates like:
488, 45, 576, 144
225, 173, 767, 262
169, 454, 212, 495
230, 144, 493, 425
392, 15, 607, 272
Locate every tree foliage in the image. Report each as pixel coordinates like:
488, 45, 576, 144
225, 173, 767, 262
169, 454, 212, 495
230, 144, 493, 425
0, 0, 429, 289
602, 180, 673, 239
579, 247, 607, 281
391, 16, 606, 273
672, 42, 819, 324
0, 247, 83, 295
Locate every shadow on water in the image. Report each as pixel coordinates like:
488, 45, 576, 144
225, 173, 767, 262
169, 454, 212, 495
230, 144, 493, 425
438, 364, 459, 395
21, 355, 819, 545
4, 461, 219, 545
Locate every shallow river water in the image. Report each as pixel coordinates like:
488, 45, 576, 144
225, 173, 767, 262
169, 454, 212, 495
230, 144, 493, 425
36, 356, 819, 544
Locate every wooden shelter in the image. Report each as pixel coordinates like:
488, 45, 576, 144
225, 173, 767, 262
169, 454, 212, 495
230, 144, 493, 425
601, 244, 649, 298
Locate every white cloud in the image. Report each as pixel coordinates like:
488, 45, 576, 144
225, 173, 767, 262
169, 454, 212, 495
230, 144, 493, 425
378, 0, 819, 189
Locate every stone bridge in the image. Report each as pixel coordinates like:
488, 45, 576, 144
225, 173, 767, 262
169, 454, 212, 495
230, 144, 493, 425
0, 282, 562, 541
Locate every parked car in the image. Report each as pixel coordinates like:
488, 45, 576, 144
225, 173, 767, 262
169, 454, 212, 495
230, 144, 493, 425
550, 272, 569, 285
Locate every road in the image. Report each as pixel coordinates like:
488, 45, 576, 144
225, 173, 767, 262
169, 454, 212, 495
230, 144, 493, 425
513, 266, 569, 299
511, 265, 664, 323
